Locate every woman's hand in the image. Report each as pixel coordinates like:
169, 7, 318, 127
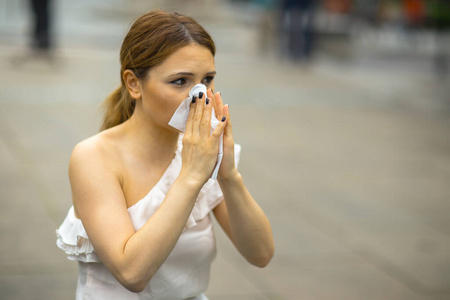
180, 92, 227, 185
207, 89, 238, 180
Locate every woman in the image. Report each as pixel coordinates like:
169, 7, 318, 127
56, 10, 274, 300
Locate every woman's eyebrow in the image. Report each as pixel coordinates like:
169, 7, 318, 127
168, 71, 216, 77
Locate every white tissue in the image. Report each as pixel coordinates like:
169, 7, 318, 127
189, 83, 207, 98
168, 84, 223, 180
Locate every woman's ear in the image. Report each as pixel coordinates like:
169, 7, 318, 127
123, 70, 142, 100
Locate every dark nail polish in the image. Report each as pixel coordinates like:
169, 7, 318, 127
199, 92, 203, 99
211, 88, 214, 93
206, 98, 210, 105
221, 116, 226, 122
191, 96, 197, 103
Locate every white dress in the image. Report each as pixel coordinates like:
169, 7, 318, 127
56, 137, 241, 300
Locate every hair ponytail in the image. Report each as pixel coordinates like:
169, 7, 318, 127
99, 10, 215, 132
100, 86, 135, 131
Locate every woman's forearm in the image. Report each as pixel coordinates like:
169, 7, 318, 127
218, 171, 274, 267
114, 176, 202, 292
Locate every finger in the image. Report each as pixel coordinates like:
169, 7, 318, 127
192, 92, 205, 138
211, 115, 227, 142
208, 89, 219, 119
207, 88, 215, 104
200, 96, 213, 136
185, 96, 197, 136
223, 104, 230, 118
222, 105, 234, 138
214, 92, 224, 118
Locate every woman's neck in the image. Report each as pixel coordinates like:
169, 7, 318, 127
122, 110, 179, 161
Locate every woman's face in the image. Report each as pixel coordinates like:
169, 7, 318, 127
137, 43, 215, 130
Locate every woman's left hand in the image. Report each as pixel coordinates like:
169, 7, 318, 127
207, 89, 238, 180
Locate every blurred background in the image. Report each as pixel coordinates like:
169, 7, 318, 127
1, 0, 450, 299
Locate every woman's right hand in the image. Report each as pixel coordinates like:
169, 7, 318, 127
180, 92, 227, 185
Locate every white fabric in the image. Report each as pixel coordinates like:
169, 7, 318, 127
56, 136, 241, 300
169, 84, 223, 180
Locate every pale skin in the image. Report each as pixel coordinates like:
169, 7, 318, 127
69, 44, 274, 293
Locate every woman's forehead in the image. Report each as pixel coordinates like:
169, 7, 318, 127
153, 44, 215, 76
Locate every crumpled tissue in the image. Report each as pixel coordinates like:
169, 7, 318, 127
168, 84, 223, 180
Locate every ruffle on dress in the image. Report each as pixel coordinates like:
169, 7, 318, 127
56, 137, 241, 263
56, 206, 101, 263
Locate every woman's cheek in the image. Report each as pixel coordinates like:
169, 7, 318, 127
166, 94, 186, 120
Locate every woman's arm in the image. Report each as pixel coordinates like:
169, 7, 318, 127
214, 172, 274, 268
208, 89, 274, 268
71, 146, 201, 292
71, 94, 226, 293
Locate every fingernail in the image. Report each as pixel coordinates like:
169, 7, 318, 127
211, 88, 214, 93
206, 98, 210, 105
219, 92, 222, 96
191, 96, 197, 103
199, 92, 203, 99
221, 116, 226, 122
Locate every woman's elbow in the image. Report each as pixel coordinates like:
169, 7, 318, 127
256, 253, 274, 268
123, 282, 146, 294
119, 275, 147, 293
117, 269, 155, 293
122, 284, 145, 293
250, 246, 274, 268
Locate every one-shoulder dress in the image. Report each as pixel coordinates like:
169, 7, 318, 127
56, 137, 241, 300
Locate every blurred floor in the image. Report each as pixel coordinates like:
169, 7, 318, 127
1, 0, 450, 299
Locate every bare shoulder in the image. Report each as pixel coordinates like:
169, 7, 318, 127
69, 127, 126, 196
70, 127, 123, 170
71, 134, 109, 171
69, 127, 127, 217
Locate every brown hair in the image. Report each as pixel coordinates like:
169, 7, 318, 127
100, 10, 216, 131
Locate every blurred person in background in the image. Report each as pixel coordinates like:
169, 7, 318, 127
55, 10, 274, 300
251, 0, 278, 54
280, 0, 318, 61
30, 0, 53, 54
426, 0, 450, 77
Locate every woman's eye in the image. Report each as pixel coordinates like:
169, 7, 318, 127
202, 76, 214, 85
171, 78, 187, 86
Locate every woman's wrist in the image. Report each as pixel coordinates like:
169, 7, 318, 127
177, 170, 208, 191
218, 168, 241, 185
